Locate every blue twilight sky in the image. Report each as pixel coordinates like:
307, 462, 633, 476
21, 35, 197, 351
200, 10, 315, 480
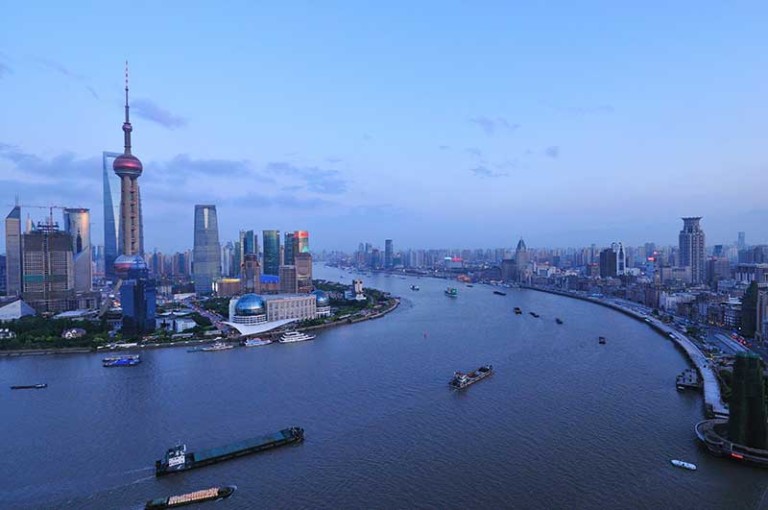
1, 1, 766, 253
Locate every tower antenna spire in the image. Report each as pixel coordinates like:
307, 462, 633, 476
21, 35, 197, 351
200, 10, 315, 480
123, 60, 133, 154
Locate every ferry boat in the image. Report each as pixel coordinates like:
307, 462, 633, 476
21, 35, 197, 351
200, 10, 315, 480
103, 354, 140, 362
449, 365, 493, 390
201, 341, 234, 352
493, 290, 507, 296
514, 307, 522, 315
243, 338, 272, 347
10, 383, 47, 390
279, 331, 316, 343
670, 459, 697, 471
410, 285, 420, 291
145, 486, 236, 509
444, 287, 458, 298
555, 318, 563, 324
103, 356, 141, 367
598, 336, 607, 345
155, 427, 304, 476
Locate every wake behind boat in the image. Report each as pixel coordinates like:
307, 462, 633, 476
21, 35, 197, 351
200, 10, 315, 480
279, 331, 316, 343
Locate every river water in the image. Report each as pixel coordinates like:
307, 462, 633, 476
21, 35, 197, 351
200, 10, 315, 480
2, 265, 766, 509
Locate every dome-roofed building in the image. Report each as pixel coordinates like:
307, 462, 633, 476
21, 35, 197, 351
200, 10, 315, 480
228, 292, 319, 329
312, 290, 332, 317
229, 293, 267, 326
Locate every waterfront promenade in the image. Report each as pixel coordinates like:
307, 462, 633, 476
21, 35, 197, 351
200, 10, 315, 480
522, 285, 729, 419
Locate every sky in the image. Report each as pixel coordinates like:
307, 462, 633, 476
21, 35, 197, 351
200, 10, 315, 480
1, 1, 767, 253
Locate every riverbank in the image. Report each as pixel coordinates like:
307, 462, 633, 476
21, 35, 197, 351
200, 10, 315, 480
0, 296, 401, 357
521, 285, 729, 419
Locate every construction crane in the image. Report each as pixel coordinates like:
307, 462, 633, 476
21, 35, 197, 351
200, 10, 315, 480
7, 203, 84, 230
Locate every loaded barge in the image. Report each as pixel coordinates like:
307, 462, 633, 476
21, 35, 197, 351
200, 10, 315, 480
450, 365, 493, 390
155, 427, 304, 476
145, 486, 236, 509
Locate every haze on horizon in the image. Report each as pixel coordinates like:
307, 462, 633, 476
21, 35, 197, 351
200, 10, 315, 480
1, 2, 766, 253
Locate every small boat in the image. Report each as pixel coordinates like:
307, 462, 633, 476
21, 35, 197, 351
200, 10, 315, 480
103, 356, 141, 367
670, 459, 697, 471
10, 384, 47, 390
243, 338, 272, 347
450, 365, 493, 390
466, 284, 474, 288
279, 331, 316, 343
493, 290, 507, 296
513, 307, 522, 315
529, 312, 540, 318
102, 354, 140, 362
444, 287, 458, 298
410, 285, 420, 291
598, 336, 607, 345
201, 341, 234, 352
145, 485, 236, 509
555, 318, 563, 324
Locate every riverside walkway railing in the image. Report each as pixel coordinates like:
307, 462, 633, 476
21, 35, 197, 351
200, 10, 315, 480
521, 285, 729, 419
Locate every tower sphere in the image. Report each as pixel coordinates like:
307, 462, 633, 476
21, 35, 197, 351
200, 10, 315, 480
113, 153, 143, 177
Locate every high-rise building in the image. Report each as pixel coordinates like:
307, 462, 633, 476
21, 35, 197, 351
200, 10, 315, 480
262, 230, 281, 277
240, 253, 260, 294
727, 352, 768, 449
117, 256, 156, 335
239, 230, 256, 269
515, 238, 528, 282
612, 242, 626, 276
221, 241, 235, 277
284, 231, 295, 266
295, 252, 313, 293
4, 205, 22, 296
599, 247, 618, 278
193, 205, 221, 295
384, 239, 394, 269
295, 230, 309, 254
63, 208, 91, 292
113, 66, 144, 259
102, 151, 122, 279
22, 222, 75, 313
738, 231, 747, 251
679, 217, 706, 284
279, 265, 298, 293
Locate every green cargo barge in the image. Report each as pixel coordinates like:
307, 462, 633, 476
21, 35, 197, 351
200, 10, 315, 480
155, 427, 304, 476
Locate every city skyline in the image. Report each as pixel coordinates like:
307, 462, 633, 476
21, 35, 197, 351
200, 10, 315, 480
1, 3, 767, 252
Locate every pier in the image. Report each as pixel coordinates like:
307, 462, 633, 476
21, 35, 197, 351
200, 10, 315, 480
522, 286, 729, 419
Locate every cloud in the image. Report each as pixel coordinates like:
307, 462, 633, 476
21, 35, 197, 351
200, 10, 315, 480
469, 116, 519, 136
266, 161, 347, 195
362, 133, 373, 141
465, 147, 484, 159
0, 62, 11, 79
325, 157, 343, 164
544, 146, 560, 159
438, 145, 450, 150
469, 166, 508, 179
132, 98, 188, 129
31, 56, 99, 99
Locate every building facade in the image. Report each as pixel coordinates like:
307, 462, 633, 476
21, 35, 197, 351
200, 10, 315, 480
4, 205, 22, 296
679, 217, 705, 284
228, 293, 318, 325
284, 231, 295, 266
295, 252, 313, 293
262, 230, 281, 276
63, 208, 91, 292
21, 225, 75, 313
193, 204, 221, 295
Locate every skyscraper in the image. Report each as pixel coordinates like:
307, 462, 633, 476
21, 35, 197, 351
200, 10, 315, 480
679, 217, 705, 284
295, 252, 313, 293
63, 208, 91, 292
22, 222, 75, 313
113, 65, 144, 258
239, 230, 256, 264
295, 230, 309, 254
262, 230, 281, 277
727, 352, 768, 449
384, 239, 394, 269
4, 205, 22, 296
515, 238, 528, 282
193, 205, 221, 295
284, 231, 295, 266
102, 151, 122, 279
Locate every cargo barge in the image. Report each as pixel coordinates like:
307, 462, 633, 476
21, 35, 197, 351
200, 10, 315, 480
145, 485, 236, 509
10, 383, 47, 390
155, 426, 304, 476
450, 365, 493, 389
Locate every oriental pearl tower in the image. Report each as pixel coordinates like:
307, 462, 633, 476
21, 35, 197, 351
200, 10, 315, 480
113, 62, 146, 275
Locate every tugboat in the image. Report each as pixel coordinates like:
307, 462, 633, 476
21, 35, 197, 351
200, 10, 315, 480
155, 427, 304, 476
598, 336, 607, 345
513, 307, 522, 315
145, 485, 236, 509
449, 365, 493, 390
10, 383, 47, 390
444, 287, 458, 298
103, 355, 141, 367
555, 318, 563, 324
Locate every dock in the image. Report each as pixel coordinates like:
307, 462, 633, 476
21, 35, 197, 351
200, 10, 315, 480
676, 368, 701, 391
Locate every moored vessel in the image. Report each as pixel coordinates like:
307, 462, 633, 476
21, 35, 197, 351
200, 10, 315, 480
449, 365, 493, 390
279, 331, 316, 343
103, 355, 141, 367
145, 485, 236, 509
444, 287, 458, 297
201, 341, 234, 352
155, 427, 304, 476
243, 338, 273, 347
10, 383, 47, 390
